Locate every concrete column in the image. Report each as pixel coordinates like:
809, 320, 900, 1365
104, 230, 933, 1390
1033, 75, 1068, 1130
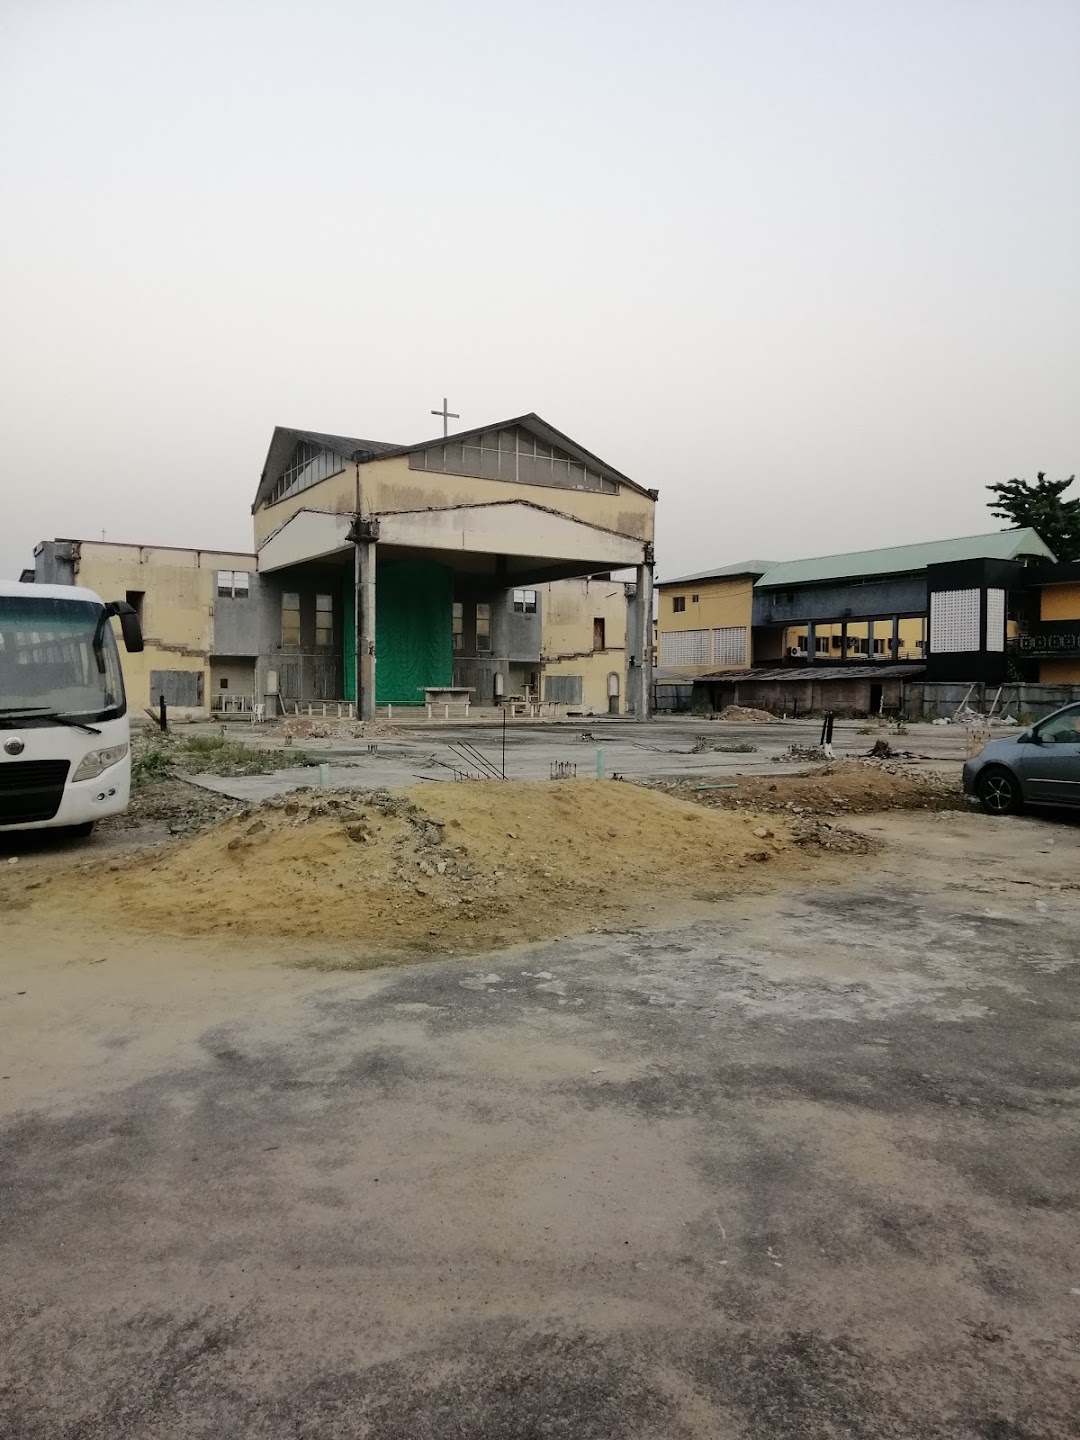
891, 614, 900, 661
840, 619, 849, 660
356, 539, 377, 722
867, 618, 875, 661
806, 620, 817, 662
627, 561, 654, 719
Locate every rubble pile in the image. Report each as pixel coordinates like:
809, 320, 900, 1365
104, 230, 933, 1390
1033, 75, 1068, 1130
715, 705, 778, 723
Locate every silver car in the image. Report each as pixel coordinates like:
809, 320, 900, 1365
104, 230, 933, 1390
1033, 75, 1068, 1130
963, 701, 1080, 815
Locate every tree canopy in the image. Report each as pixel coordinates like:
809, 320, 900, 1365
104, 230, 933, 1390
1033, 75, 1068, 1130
986, 472, 1080, 563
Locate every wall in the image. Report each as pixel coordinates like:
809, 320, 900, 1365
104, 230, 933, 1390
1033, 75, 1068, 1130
46, 540, 257, 718
1040, 582, 1080, 621
253, 453, 656, 550
540, 576, 628, 712
655, 575, 755, 673
753, 574, 928, 625
1038, 661, 1080, 684
209, 659, 258, 703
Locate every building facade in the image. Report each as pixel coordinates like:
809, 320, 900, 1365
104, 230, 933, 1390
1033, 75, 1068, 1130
31, 539, 260, 718
252, 414, 656, 719
29, 412, 656, 720
657, 529, 1056, 689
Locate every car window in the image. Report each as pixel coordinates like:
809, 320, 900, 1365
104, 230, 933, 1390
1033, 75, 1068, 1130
1036, 707, 1080, 744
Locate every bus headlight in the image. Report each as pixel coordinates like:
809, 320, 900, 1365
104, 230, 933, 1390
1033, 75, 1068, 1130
72, 743, 129, 782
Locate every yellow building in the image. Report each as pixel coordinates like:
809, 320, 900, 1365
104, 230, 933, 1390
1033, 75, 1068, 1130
656, 562, 773, 674
1032, 565, 1080, 684
539, 574, 633, 714
31, 539, 259, 718
657, 532, 1056, 679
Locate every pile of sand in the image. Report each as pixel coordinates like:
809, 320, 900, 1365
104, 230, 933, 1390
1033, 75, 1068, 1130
716, 705, 777, 722
5, 782, 831, 957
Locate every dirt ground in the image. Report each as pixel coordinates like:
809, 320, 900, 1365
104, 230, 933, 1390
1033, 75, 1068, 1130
2, 803, 1079, 1437
2, 782, 851, 958
658, 758, 966, 818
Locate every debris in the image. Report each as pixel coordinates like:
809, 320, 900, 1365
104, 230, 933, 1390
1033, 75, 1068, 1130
716, 706, 777, 723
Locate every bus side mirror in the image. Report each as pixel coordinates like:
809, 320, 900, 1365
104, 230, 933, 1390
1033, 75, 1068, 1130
107, 601, 144, 653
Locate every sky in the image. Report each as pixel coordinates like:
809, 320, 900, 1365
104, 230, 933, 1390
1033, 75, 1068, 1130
1, 0, 1078, 583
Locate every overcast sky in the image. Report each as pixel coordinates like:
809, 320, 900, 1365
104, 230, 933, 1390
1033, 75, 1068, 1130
2, 0, 1077, 582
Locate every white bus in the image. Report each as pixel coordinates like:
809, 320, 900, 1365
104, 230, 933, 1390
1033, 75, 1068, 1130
0, 580, 144, 836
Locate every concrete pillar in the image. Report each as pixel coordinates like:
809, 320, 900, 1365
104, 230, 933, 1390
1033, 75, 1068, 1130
806, 620, 817, 662
627, 560, 654, 719
891, 615, 900, 661
867, 618, 875, 660
355, 539, 377, 722
840, 619, 849, 660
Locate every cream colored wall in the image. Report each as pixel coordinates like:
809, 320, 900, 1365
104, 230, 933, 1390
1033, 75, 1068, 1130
540, 577, 629, 712
655, 576, 756, 674
72, 541, 255, 715
1041, 583, 1080, 621
253, 454, 656, 549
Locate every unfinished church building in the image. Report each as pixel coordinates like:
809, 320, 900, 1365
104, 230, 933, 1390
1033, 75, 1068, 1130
251, 415, 657, 719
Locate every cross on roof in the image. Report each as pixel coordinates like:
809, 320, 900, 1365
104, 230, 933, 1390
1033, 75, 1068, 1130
430, 397, 459, 438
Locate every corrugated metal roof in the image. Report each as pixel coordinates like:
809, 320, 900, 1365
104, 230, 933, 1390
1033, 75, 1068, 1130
754, 529, 1055, 589
658, 559, 777, 587
696, 664, 925, 683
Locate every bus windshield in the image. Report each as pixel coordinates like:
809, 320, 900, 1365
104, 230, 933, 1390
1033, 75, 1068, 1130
0, 596, 126, 722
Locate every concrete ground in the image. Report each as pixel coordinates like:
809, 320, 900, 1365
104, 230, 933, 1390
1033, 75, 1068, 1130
2, 806, 1079, 1437
185, 715, 982, 798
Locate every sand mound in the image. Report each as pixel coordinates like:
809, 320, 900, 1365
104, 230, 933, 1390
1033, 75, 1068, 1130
7, 782, 832, 957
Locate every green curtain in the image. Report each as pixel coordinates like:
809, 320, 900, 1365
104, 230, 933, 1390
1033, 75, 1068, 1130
375, 559, 453, 705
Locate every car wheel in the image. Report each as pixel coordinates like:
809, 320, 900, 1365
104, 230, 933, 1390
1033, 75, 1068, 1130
976, 767, 1023, 816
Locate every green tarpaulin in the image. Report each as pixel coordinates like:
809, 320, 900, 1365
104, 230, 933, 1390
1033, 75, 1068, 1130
375, 559, 452, 706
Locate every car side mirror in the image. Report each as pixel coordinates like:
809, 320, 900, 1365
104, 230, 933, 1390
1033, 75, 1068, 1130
1016, 730, 1039, 744
107, 601, 144, 653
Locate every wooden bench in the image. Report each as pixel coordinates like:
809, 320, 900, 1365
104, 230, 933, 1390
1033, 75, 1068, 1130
420, 686, 475, 719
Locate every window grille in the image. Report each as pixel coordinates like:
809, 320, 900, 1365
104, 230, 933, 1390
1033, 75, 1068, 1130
711, 626, 747, 666
659, 629, 709, 666
986, 589, 1005, 651
929, 589, 981, 653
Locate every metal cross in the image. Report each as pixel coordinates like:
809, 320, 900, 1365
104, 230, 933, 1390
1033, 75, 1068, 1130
430, 397, 459, 437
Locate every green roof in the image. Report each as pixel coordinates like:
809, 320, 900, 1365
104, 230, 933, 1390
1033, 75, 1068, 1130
754, 528, 1055, 590
659, 559, 777, 587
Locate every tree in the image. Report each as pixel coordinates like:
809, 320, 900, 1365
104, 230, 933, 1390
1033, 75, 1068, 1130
986, 472, 1080, 562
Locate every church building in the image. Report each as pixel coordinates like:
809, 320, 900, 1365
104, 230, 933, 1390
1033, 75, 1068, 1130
251, 413, 658, 718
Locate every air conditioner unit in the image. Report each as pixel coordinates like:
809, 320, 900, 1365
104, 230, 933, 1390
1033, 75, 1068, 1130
789, 647, 807, 658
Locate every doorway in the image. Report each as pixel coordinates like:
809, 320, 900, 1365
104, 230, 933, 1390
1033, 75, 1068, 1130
869, 682, 883, 715
607, 670, 620, 715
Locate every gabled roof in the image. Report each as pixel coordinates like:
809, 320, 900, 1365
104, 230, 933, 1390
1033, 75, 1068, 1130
254, 413, 655, 511
754, 528, 1055, 589
254, 427, 404, 511
658, 559, 777, 587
